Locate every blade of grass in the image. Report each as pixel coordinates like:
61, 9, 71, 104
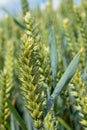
10, 114, 16, 130
7, 99, 28, 130
6, 123, 11, 130
49, 26, 58, 89
57, 117, 72, 130
1, 8, 26, 29
43, 48, 83, 119
23, 107, 33, 130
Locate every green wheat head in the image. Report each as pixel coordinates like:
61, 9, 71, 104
73, 5, 87, 68
63, 18, 77, 57
43, 111, 56, 130
70, 70, 87, 129
0, 42, 13, 129
21, 0, 29, 15
19, 12, 52, 129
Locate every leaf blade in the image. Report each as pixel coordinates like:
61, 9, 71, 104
43, 49, 82, 119
49, 26, 58, 88
7, 100, 28, 130
2, 8, 26, 29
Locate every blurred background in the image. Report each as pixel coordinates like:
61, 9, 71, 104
0, 0, 80, 18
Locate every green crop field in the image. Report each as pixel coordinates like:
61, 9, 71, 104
0, 0, 87, 130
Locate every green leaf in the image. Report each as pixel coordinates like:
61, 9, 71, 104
2, 8, 26, 29
43, 49, 82, 119
57, 117, 72, 130
7, 100, 28, 130
49, 26, 58, 89
10, 114, 16, 130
